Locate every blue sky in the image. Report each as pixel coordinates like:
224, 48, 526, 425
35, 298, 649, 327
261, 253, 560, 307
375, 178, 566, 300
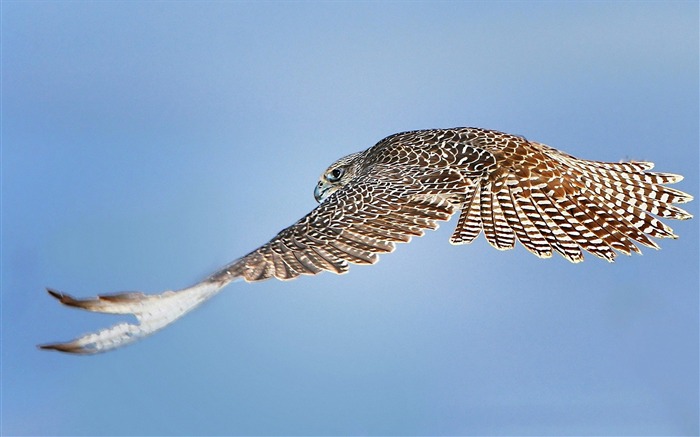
2, 1, 698, 435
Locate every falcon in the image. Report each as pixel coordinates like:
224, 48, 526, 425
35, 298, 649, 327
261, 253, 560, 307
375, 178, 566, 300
40, 127, 693, 354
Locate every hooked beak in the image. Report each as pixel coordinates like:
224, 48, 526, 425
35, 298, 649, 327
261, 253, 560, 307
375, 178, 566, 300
314, 181, 331, 203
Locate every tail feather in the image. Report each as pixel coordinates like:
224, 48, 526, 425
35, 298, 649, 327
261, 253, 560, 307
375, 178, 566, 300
574, 171, 692, 219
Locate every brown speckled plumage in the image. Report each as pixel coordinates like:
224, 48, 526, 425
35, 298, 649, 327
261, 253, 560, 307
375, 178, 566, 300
211, 127, 692, 284
40, 127, 693, 354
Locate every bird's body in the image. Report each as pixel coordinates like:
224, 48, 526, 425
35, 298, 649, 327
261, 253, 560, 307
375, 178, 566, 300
41, 127, 693, 354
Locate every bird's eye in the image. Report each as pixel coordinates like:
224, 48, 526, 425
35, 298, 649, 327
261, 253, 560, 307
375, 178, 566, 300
327, 167, 344, 183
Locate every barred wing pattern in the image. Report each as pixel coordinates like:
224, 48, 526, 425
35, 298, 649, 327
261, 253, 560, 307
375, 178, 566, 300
40, 127, 693, 354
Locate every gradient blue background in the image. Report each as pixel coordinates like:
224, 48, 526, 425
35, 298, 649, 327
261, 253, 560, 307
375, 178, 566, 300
2, 2, 698, 435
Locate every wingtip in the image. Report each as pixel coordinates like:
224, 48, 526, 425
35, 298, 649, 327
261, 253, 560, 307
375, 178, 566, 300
46, 288, 82, 306
40, 280, 226, 354
45, 287, 102, 309
37, 341, 92, 354
46, 287, 63, 300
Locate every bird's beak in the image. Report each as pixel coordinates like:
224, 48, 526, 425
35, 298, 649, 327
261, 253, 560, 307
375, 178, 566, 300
314, 181, 330, 203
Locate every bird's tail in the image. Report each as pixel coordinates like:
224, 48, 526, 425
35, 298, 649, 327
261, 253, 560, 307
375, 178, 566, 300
39, 280, 226, 354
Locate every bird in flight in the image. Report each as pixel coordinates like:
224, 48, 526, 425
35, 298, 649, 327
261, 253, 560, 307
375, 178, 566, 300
40, 127, 693, 354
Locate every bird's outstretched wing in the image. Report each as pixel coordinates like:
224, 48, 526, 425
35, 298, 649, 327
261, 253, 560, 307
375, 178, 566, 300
39, 164, 466, 353
447, 133, 693, 262
40, 127, 693, 354
208, 165, 467, 283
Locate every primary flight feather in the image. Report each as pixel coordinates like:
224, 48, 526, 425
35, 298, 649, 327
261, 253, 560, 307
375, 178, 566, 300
40, 127, 693, 354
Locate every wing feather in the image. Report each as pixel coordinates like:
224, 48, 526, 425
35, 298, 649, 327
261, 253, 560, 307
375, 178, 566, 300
214, 172, 461, 283
41, 127, 693, 354
469, 135, 691, 261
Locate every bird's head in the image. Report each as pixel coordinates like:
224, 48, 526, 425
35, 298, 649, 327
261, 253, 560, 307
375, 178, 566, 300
314, 152, 364, 203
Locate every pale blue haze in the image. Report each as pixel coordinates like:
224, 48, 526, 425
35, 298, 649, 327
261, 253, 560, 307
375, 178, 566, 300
2, 1, 698, 435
